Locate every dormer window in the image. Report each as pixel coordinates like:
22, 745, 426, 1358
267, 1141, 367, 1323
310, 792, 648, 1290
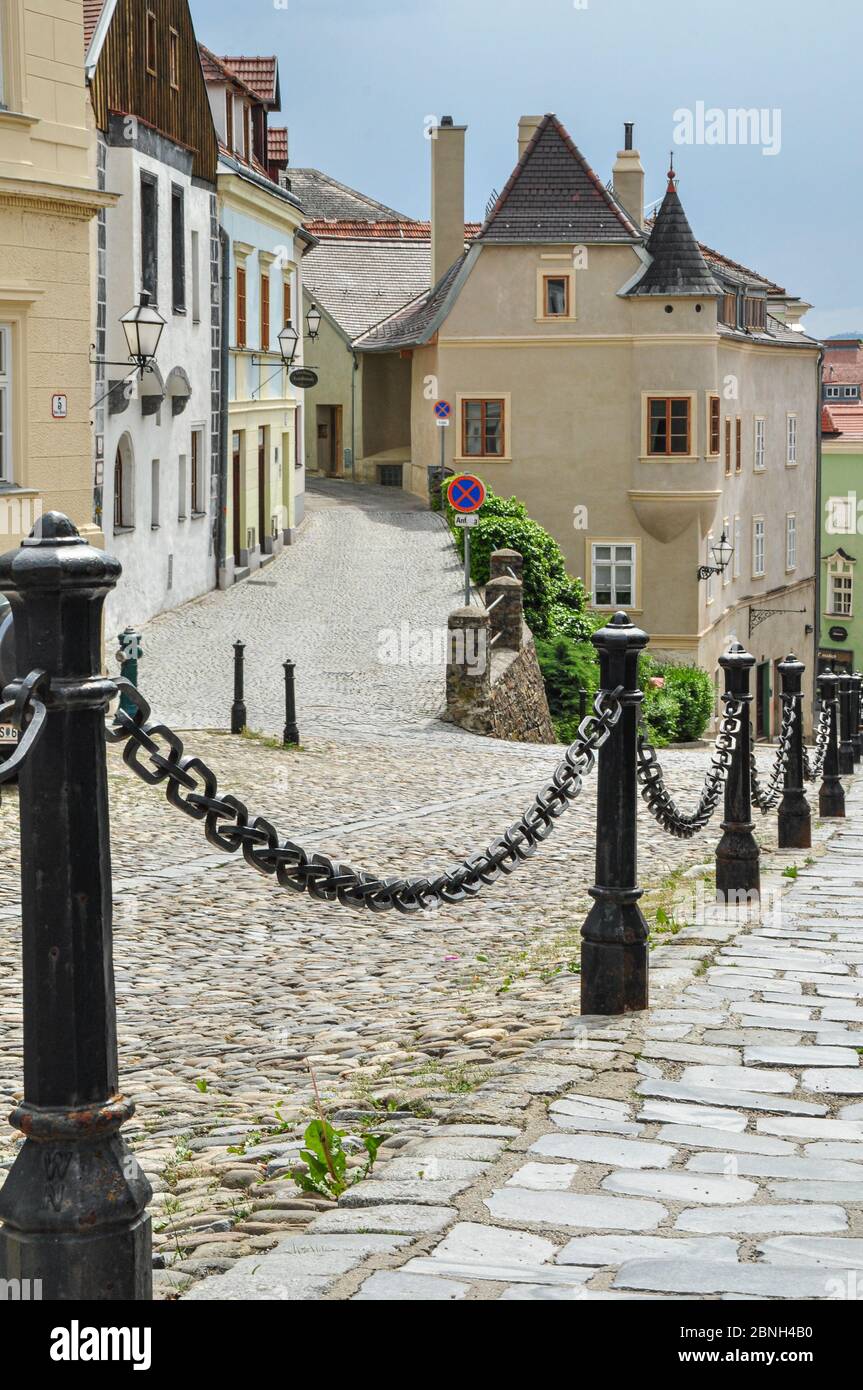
742, 296, 766, 330
169, 28, 179, 90
225, 90, 234, 150
844, 385, 860, 400
825, 385, 841, 399
720, 291, 737, 326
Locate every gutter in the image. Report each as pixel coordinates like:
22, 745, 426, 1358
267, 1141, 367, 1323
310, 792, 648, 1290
217, 227, 231, 580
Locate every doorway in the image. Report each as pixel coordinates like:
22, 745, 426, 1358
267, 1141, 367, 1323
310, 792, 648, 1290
756, 661, 771, 741
258, 427, 268, 552
316, 405, 342, 476
232, 431, 243, 564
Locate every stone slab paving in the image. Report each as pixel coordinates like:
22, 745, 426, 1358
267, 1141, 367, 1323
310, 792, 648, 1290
177, 777, 863, 1301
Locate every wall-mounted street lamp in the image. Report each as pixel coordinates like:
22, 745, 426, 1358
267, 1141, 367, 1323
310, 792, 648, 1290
697, 530, 734, 582
90, 291, 167, 410
305, 303, 322, 341
252, 307, 322, 398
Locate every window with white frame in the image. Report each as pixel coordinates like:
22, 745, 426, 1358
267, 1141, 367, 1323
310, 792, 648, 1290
753, 516, 766, 577
754, 416, 766, 471
827, 494, 855, 536
191, 427, 206, 515
827, 553, 854, 617
786, 413, 798, 466
786, 512, 797, 571
733, 515, 742, 579
178, 454, 187, 521
151, 459, 160, 529
0, 325, 10, 482
825, 385, 841, 399
592, 542, 636, 608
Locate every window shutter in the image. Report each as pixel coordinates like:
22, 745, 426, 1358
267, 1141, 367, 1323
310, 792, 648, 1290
236, 265, 247, 348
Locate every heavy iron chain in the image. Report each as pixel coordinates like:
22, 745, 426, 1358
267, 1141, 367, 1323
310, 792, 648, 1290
802, 702, 832, 783
0, 670, 49, 787
105, 679, 623, 915
635, 697, 744, 840
750, 698, 796, 814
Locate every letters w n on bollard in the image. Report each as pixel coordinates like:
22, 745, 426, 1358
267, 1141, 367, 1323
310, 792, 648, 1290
0, 514, 152, 1300
580, 612, 649, 1016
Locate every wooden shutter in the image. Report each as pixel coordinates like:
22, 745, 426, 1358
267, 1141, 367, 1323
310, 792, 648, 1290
236, 265, 246, 348
261, 274, 270, 349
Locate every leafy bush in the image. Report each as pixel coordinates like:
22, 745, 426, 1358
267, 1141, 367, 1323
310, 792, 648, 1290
535, 635, 599, 744
662, 665, 714, 742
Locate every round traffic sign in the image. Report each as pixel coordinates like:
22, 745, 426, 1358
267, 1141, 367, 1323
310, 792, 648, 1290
447, 473, 486, 514
434, 400, 452, 420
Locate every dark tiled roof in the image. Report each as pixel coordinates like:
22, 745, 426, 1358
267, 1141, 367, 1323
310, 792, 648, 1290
628, 176, 721, 297
286, 169, 411, 223
480, 114, 641, 244
84, 0, 106, 50
268, 127, 289, 164
302, 237, 440, 341
354, 257, 466, 352
221, 56, 280, 108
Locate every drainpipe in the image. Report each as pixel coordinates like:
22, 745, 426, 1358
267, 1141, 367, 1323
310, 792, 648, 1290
351, 348, 358, 476
217, 227, 231, 582
814, 346, 824, 691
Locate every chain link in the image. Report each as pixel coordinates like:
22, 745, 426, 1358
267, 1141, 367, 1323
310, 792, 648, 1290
802, 702, 832, 783
636, 697, 744, 840
750, 698, 796, 813
0, 669, 49, 785
106, 680, 623, 915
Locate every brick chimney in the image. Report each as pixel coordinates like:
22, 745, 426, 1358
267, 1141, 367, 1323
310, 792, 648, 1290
431, 116, 466, 287
612, 121, 645, 229
518, 115, 543, 160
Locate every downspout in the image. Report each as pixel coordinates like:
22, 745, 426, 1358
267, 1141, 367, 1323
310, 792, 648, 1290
218, 227, 231, 583
351, 348, 358, 476
814, 346, 824, 687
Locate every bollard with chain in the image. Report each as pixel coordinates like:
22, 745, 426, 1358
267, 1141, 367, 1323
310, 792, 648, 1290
776, 654, 811, 850
852, 671, 862, 764
715, 644, 760, 900
581, 612, 649, 1016
231, 639, 247, 735
837, 672, 855, 776
0, 513, 152, 1300
818, 669, 846, 818
283, 659, 299, 747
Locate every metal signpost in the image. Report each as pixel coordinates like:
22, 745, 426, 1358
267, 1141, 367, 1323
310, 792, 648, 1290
434, 400, 451, 497
446, 473, 486, 605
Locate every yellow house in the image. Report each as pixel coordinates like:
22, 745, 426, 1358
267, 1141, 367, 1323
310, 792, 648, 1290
0, 0, 114, 547
356, 115, 820, 734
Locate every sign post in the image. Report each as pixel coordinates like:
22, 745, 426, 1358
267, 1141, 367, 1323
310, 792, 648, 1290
446, 473, 486, 606
434, 400, 451, 504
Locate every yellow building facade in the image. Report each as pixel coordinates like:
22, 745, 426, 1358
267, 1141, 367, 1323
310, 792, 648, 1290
0, 0, 113, 547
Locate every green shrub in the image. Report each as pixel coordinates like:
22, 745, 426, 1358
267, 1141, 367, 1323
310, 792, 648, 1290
662, 665, 714, 742
535, 636, 599, 743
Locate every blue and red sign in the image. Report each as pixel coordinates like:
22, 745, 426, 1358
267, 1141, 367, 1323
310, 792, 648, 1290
447, 473, 486, 514
434, 400, 452, 421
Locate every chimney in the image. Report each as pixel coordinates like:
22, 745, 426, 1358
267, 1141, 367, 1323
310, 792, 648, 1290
518, 115, 543, 161
431, 115, 466, 287
612, 121, 645, 229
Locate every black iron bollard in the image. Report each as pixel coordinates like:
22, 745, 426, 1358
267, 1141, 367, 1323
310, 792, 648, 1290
777, 654, 811, 850
0, 513, 152, 1300
715, 644, 760, 901
852, 671, 863, 764
580, 612, 649, 1017
283, 659, 299, 747
818, 669, 846, 818
837, 672, 855, 776
231, 639, 247, 734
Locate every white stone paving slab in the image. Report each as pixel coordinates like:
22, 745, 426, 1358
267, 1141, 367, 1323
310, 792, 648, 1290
555, 1234, 739, 1266
680, 1064, 798, 1094
655, 1125, 795, 1156
485, 1188, 667, 1231
638, 1101, 747, 1131
686, 1152, 863, 1181
744, 1045, 860, 1067
352, 1270, 468, 1300
601, 1171, 757, 1205
530, 1133, 677, 1169
613, 1259, 841, 1299
803, 1068, 863, 1094
758, 1115, 863, 1141
506, 1162, 578, 1191
758, 1236, 863, 1268
674, 1204, 848, 1234
638, 1078, 826, 1116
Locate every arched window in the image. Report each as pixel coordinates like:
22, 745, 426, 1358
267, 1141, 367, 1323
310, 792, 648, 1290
113, 434, 134, 531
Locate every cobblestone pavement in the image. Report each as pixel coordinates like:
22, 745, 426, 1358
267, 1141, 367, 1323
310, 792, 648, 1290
138, 477, 473, 744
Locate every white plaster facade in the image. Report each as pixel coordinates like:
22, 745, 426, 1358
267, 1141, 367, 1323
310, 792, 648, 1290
97, 124, 218, 636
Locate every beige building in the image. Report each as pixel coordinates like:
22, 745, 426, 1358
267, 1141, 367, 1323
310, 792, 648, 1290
356, 115, 820, 735
0, 0, 113, 548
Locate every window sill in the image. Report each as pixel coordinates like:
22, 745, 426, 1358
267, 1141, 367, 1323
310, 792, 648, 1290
190, 510, 207, 520
535, 316, 577, 324
178, 514, 187, 522
151, 524, 160, 531
113, 526, 135, 536
0, 109, 39, 130
173, 306, 187, 316
453, 455, 511, 465
639, 455, 700, 464
593, 604, 644, 615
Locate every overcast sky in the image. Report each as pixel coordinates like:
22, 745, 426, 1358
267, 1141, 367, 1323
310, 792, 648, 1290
190, 0, 863, 338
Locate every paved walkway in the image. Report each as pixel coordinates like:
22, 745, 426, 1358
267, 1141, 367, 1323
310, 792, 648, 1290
183, 778, 863, 1301
140, 478, 470, 744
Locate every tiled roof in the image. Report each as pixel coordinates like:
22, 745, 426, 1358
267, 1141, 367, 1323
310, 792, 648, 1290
699, 243, 784, 294
286, 169, 411, 222
268, 127, 289, 164
480, 113, 641, 244
217, 143, 305, 213
302, 237, 439, 341
823, 404, 863, 441
84, 0, 106, 50
824, 341, 863, 385
199, 45, 260, 101
354, 257, 466, 352
628, 174, 721, 297
823, 404, 840, 435
305, 219, 481, 241
221, 56, 280, 108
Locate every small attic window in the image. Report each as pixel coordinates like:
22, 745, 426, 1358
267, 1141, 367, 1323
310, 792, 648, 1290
743, 296, 766, 330
720, 291, 737, 326
146, 11, 157, 77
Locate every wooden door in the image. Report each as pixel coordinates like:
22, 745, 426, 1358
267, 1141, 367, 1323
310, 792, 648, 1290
258, 428, 267, 549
